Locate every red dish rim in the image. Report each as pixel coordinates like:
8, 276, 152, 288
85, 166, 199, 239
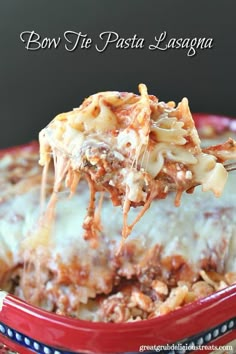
1, 283, 235, 352
1, 284, 236, 352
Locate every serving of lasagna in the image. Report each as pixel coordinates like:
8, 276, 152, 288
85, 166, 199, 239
38, 85, 236, 245
0, 86, 236, 323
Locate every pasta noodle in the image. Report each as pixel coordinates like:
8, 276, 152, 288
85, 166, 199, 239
37, 85, 236, 247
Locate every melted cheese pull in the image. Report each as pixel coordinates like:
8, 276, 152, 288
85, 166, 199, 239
37, 84, 236, 247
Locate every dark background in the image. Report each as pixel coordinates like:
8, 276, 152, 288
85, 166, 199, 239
0, 0, 236, 148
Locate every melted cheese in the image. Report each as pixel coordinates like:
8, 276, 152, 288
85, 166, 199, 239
38, 85, 236, 246
0, 145, 236, 319
1, 170, 236, 275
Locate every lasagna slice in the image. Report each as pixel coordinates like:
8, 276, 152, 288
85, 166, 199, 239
0, 139, 235, 322
38, 85, 236, 246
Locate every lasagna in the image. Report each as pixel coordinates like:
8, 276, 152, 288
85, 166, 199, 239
0, 87, 236, 323
38, 84, 236, 246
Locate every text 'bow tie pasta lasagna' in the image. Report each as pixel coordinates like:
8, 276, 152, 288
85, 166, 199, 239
1, 85, 236, 323
37, 84, 236, 249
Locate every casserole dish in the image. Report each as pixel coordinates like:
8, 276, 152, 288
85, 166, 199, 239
0, 113, 235, 354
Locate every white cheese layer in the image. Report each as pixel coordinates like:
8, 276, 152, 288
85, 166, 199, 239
0, 170, 235, 282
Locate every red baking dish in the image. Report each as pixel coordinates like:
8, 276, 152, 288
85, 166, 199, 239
0, 113, 235, 354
